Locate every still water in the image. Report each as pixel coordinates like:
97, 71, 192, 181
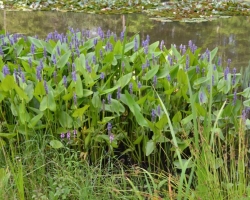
0, 11, 250, 69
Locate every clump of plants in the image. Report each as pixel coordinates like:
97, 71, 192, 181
1, 27, 250, 198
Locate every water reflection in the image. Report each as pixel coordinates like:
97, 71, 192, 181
0, 11, 249, 68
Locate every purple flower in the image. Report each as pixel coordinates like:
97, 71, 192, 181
52, 54, 57, 65
72, 63, 76, 72
86, 60, 91, 73
107, 122, 112, 134
100, 50, 103, 59
72, 71, 77, 82
108, 94, 111, 104
109, 134, 114, 143
151, 109, 156, 122
61, 75, 68, 87
146, 35, 150, 44
242, 109, 247, 123
199, 92, 204, 104
233, 90, 237, 105
186, 55, 189, 70
138, 81, 142, 89
39, 59, 44, 70
146, 59, 150, 68
167, 74, 171, 81
67, 131, 71, 140
107, 30, 111, 39
60, 133, 65, 139
28, 58, 32, 68
144, 44, 148, 54
196, 66, 200, 74
117, 87, 121, 100
44, 80, 48, 95
153, 75, 157, 87
224, 67, 229, 80
129, 83, 133, 94
182, 45, 186, 55
21, 72, 25, 83
168, 55, 172, 66
188, 40, 192, 49
53, 71, 57, 83
2, 65, 10, 77
36, 65, 42, 81
30, 43, 35, 55
160, 40, 164, 51
100, 72, 105, 80
93, 38, 98, 46
120, 31, 125, 41
92, 55, 96, 65
73, 92, 77, 106
206, 49, 210, 62
213, 64, 216, 71
232, 68, 236, 85
218, 57, 222, 66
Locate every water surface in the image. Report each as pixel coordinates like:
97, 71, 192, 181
0, 11, 250, 69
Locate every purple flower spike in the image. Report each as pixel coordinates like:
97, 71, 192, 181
151, 109, 156, 122
92, 55, 96, 65
108, 94, 111, 104
109, 134, 114, 143
60, 133, 65, 139
52, 54, 57, 65
28, 58, 32, 68
2, 65, 10, 77
72, 63, 76, 72
73, 92, 77, 106
100, 72, 105, 80
218, 57, 222, 66
138, 81, 142, 89
44, 80, 48, 95
153, 75, 157, 87
233, 90, 237, 105
63, 75, 67, 88
36, 65, 42, 82
167, 74, 171, 81
232, 68, 236, 85
21, 72, 25, 83
30, 43, 35, 55
72, 71, 77, 82
86, 60, 91, 73
107, 122, 112, 134
67, 131, 71, 140
117, 87, 121, 100
196, 66, 200, 74
186, 55, 189, 70
224, 67, 229, 80
93, 38, 98, 46
120, 31, 125, 41
146, 35, 150, 44
199, 92, 204, 104
129, 83, 133, 94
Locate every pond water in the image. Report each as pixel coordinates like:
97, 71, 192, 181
0, 11, 250, 69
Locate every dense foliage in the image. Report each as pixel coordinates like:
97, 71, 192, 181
1, 27, 250, 198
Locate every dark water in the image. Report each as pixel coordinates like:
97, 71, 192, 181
0, 11, 250, 69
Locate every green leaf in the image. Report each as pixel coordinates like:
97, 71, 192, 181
120, 91, 148, 127
92, 92, 101, 108
48, 92, 56, 111
115, 72, 132, 88
98, 117, 115, 124
72, 105, 90, 117
28, 113, 43, 128
57, 51, 71, 69
14, 84, 29, 101
1, 75, 15, 92
142, 65, 159, 81
75, 74, 84, 97
58, 111, 73, 128
146, 140, 155, 156
0, 132, 17, 139
50, 140, 64, 149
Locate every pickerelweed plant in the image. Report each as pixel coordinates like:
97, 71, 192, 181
1, 28, 250, 198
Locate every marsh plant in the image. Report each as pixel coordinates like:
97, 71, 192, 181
1, 27, 250, 199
